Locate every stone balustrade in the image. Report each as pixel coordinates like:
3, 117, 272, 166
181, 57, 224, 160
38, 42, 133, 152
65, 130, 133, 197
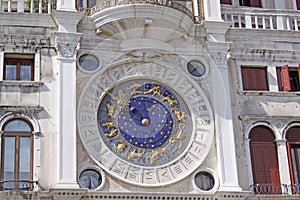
222, 5, 300, 31
0, 0, 55, 13
83, 0, 194, 20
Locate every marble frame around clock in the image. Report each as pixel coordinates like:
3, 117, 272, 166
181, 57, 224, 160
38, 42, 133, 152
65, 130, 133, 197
77, 61, 214, 187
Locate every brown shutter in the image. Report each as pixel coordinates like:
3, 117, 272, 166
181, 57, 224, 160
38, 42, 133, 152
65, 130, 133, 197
250, 143, 266, 183
280, 65, 291, 92
220, 0, 232, 4
250, 0, 261, 7
241, 67, 268, 91
255, 68, 268, 90
250, 126, 281, 194
298, 64, 300, 86
297, 0, 300, 10
286, 126, 300, 142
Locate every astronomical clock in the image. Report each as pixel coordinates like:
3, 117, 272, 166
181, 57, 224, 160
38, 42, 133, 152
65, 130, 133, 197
77, 61, 214, 187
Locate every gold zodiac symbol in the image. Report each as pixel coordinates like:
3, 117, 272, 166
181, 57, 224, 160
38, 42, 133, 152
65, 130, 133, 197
128, 149, 144, 160
114, 140, 126, 152
104, 128, 118, 137
106, 103, 114, 118
147, 148, 167, 163
171, 109, 185, 122
144, 86, 161, 96
102, 121, 116, 128
127, 83, 142, 90
169, 130, 184, 149
131, 90, 144, 96
163, 96, 178, 106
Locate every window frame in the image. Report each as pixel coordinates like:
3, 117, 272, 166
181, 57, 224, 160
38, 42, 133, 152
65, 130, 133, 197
0, 118, 34, 191
3, 55, 34, 81
277, 65, 300, 92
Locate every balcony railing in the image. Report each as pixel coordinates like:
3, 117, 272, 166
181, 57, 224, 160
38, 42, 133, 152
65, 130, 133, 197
0, 0, 56, 14
250, 184, 300, 195
83, 0, 194, 20
0, 180, 38, 191
221, 5, 300, 31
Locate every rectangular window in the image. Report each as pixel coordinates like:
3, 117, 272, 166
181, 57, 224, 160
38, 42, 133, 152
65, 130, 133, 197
3, 54, 34, 81
297, 0, 300, 10
277, 65, 300, 92
241, 66, 268, 91
239, 0, 261, 7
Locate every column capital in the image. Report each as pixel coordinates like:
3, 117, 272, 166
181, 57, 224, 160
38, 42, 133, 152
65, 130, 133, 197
55, 32, 82, 59
206, 41, 231, 66
202, 20, 231, 42
275, 139, 287, 146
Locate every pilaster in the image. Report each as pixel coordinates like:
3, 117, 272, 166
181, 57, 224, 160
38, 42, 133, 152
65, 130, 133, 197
55, 32, 82, 189
204, 20, 241, 191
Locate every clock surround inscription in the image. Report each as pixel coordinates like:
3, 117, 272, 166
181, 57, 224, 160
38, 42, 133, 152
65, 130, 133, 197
77, 62, 214, 187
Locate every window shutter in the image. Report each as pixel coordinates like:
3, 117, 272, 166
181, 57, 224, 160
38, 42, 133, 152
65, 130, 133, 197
241, 67, 268, 91
250, 143, 266, 183
220, 0, 232, 4
249, 126, 281, 194
250, 0, 261, 7
255, 68, 268, 90
298, 64, 300, 87
280, 65, 291, 92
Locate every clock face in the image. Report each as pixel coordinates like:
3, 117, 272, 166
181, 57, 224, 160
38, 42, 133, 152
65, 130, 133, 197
98, 80, 192, 167
77, 62, 213, 186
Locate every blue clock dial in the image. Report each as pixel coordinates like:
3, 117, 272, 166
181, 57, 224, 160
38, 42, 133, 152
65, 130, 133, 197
97, 79, 192, 166
118, 96, 173, 149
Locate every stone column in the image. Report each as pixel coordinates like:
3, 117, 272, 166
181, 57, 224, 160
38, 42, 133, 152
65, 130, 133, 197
204, 21, 242, 192
55, 32, 82, 188
275, 140, 291, 190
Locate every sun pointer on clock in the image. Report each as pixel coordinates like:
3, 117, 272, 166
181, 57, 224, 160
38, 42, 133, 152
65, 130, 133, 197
111, 89, 130, 112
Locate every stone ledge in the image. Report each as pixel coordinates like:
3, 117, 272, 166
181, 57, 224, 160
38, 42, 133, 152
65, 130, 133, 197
0, 81, 43, 87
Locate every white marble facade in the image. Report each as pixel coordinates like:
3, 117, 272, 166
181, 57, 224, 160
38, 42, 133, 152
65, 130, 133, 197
0, 0, 299, 199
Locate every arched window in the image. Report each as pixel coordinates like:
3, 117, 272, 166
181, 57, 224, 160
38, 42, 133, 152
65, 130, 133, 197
0, 119, 33, 190
249, 126, 281, 194
286, 126, 300, 193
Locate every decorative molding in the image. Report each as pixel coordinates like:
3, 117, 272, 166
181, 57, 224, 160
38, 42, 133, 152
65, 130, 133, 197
239, 115, 297, 129
206, 42, 231, 66
56, 41, 78, 58
50, 189, 87, 200
0, 106, 43, 115
54, 32, 82, 59
0, 81, 43, 87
